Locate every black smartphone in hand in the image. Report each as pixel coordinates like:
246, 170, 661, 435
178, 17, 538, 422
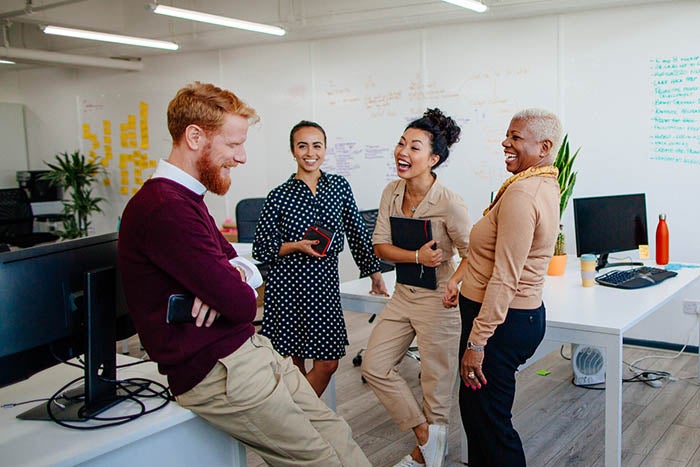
166, 294, 195, 324
303, 225, 335, 255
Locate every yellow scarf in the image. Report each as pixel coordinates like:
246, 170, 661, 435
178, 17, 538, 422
482, 165, 559, 216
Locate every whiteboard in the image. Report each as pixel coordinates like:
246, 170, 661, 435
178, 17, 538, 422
311, 18, 559, 212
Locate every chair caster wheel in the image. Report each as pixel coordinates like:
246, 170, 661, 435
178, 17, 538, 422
352, 355, 363, 367
361, 375, 367, 384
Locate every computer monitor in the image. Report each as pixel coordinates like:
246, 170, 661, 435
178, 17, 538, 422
573, 193, 648, 270
0, 232, 135, 420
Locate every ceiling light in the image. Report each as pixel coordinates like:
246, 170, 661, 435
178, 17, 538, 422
149, 4, 286, 37
0, 46, 143, 70
42, 25, 179, 50
0, 59, 16, 65
441, 0, 488, 13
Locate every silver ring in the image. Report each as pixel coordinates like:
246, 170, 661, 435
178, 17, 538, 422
467, 372, 476, 379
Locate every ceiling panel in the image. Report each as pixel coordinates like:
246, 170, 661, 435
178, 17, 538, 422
0, 0, 675, 68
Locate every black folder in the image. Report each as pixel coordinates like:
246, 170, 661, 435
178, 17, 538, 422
390, 216, 437, 290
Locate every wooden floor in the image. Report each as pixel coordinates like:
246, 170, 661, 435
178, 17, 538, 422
126, 310, 700, 466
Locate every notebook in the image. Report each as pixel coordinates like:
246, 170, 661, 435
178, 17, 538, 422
389, 216, 436, 290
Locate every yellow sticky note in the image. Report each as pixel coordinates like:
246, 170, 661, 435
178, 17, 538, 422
639, 245, 649, 259
132, 187, 139, 195
149, 159, 157, 168
104, 136, 112, 145
103, 178, 111, 187
140, 140, 149, 149
100, 158, 109, 167
119, 160, 127, 169
120, 186, 129, 195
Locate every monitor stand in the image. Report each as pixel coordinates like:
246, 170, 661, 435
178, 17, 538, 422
596, 253, 644, 271
17, 386, 127, 422
17, 267, 124, 422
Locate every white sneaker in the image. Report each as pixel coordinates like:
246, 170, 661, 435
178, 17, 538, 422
393, 454, 425, 467
418, 424, 447, 467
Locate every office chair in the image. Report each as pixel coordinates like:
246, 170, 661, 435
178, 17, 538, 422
0, 188, 58, 248
353, 210, 419, 380
359, 209, 395, 274
235, 197, 269, 326
235, 198, 266, 243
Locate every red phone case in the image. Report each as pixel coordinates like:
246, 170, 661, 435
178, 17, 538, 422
303, 225, 334, 255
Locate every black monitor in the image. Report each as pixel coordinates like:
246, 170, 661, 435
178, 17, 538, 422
573, 193, 648, 270
0, 232, 136, 421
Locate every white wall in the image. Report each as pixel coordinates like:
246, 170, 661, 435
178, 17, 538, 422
2, 1, 699, 347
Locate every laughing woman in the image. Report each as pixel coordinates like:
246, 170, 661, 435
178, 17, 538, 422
253, 120, 388, 397
446, 108, 562, 467
361, 108, 471, 467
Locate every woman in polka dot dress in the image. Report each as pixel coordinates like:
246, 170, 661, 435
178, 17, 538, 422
253, 120, 388, 397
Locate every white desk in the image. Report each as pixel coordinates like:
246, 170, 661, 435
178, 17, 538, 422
0, 355, 245, 466
340, 265, 700, 467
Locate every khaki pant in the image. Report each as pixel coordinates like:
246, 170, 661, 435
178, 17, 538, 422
361, 283, 461, 431
176, 334, 370, 467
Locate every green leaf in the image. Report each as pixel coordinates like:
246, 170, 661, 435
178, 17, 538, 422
553, 134, 581, 221
43, 150, 105, 239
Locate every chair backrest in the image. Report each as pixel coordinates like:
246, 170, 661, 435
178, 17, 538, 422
235, 198, 266, 243
0, 188, 33, 241
359, 208, 394, 273
359, 209, 379, 234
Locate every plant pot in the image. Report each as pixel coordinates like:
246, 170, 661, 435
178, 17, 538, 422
547, 254, 567, 276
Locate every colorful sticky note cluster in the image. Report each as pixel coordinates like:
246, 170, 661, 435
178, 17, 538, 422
82, 101, 155, 197
120, 115, 138, 148
82, 124, 100, 153
139, 102, 149, 149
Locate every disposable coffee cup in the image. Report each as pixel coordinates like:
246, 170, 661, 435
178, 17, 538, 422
580, 254, 596, 287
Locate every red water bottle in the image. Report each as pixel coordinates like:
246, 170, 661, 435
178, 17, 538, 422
655, 214, 669, 265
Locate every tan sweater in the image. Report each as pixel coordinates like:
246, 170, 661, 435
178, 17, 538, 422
460, 175, 560, 346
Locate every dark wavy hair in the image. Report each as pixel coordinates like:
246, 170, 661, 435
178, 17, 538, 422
289, 120, 327, 151
405, 108, 461, 169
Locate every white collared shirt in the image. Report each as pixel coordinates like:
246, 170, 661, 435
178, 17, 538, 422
152, 159, 206, 195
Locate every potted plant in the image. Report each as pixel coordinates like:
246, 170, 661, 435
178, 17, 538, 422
42, 150, 105, 239
547, 134, 580, 276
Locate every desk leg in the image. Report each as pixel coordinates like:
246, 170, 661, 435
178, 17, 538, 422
604, 335, 623, 467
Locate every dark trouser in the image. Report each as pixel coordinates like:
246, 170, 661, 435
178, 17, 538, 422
458, 295, 546, 467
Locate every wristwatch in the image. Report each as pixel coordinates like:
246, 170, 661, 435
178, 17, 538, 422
467, 341, 485, 352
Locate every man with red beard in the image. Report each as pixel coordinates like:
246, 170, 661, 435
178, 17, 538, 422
118, 82, 370, 467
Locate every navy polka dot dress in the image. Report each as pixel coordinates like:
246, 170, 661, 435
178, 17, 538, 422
252, 172, 380, 360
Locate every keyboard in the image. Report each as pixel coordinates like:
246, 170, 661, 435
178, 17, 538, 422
595, 266, 678, 289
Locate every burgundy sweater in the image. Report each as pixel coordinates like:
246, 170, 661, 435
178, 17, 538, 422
118, 178, 256, 395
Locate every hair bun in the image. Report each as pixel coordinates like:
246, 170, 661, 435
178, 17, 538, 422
423, 108, 461, 147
